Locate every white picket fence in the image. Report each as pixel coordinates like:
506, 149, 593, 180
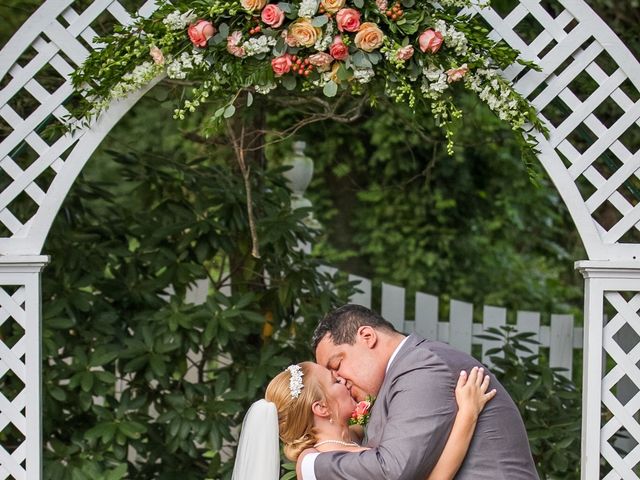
184, 269, 583, 379
341, 273, 583, 379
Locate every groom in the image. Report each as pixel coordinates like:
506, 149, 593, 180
298, 304, 538, 479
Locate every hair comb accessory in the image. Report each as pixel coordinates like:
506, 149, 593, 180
287, 364, 304, 398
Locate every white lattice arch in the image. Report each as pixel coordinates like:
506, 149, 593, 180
1, 0, 639, 478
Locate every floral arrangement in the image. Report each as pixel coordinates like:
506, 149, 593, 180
349, 395, 374, 426
71, 0, 547, 156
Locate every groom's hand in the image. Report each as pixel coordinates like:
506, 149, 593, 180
296, 447, 319, 479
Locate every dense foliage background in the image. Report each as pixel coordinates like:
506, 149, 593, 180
1, 0, 639, 478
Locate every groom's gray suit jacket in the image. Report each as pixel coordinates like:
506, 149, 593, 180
314, 334, 539, 479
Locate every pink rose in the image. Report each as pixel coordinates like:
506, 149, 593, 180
329, 36, 349, 60
227, 31, 246, 57
271, 54, 293, 76
336, 8, 361, 33
149, 46, 164, 65
261, 4, 285, 28
396, 45, 414, 61
418, 29, 443, 54
446, 64, 469, 83
308, 52, 334, 72
188, 19, 216, 48
354, 400, 371, 417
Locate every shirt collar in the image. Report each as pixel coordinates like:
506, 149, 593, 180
386, 336, 409, 374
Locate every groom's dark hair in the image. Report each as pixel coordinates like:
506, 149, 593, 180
312, 304, 398, 350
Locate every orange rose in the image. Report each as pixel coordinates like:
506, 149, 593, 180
287, 19, 321, 47
241, 0, 268, 11
321, 0, 346, 13
354, 22, 384, 52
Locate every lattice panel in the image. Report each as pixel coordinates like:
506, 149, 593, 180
469, 0, 640, 259
601, 292, 640, 479
0, 1, 157, 254
0, 285, 28, 480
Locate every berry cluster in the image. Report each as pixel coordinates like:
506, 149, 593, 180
385, 3, 404, 21
291, 55, 314, 76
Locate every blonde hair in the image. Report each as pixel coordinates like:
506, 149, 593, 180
265, 362, 327, 461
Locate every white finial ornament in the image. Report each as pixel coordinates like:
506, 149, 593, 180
287, 365, 304, 398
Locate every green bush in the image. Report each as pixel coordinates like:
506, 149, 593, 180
40, 150, 354, 479
480, 326, 582, 479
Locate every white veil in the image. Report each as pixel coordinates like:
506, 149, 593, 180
231, 399, 280, 480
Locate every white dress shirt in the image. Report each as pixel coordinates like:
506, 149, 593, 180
301, 336, 409, 479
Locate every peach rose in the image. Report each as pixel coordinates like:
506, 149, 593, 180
335, 8, 361, 33
241, 0, 268, 11
188, 20, 216, 48
261, 4, 285, 28
271, 54, 293, 76
446, 64, 469, 83
287, 19, 321, 47
329, 36, 349, 60
354, 22, 384, 52
149, 46, 164, 65
227, 31, 245, 57
418, 29, 443, 54
321, 0, 346, 13
396, 45, 414, 61
354, 400, 371, 417
308, 52, 334, 72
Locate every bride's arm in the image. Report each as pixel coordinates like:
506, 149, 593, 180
426, 366, 496, 480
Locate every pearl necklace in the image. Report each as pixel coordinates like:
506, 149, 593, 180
313, 439, 359, 448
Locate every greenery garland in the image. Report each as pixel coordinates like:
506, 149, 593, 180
72, 0, 547, 159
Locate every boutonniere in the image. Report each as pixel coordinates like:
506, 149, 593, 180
349, 395, 375, 426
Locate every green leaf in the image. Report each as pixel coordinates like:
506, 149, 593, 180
311, 15, 329, 27
323, 81, 338, 97
281, 75, 297, 90
223, 105, 236, 118
105, 464, 128, 480
353, 0, 364, 7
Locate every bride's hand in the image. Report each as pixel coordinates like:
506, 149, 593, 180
454, 366, 496, 422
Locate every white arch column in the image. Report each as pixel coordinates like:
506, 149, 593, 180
577, 261, 640, 479
1, 0, 640, 478
0, 257, 48, 480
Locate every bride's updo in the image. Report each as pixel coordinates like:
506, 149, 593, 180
265, 362, 327, 461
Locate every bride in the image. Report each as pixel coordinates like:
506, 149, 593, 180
232, 362, 495, 480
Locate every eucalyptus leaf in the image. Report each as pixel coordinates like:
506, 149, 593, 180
223, 105, 236, 118
352, 51, 372, 68
323, 80, 338, 97
353, 0, 364, 7
282, 75, 297, 90
277, 2, 292, 12
337, 64, 351, 81
311, 15, 329, 27
247, 92, 254, 107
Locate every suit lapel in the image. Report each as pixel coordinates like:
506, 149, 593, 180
364, 334, 424, 446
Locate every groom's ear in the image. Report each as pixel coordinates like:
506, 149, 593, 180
357, 326, 378, 349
